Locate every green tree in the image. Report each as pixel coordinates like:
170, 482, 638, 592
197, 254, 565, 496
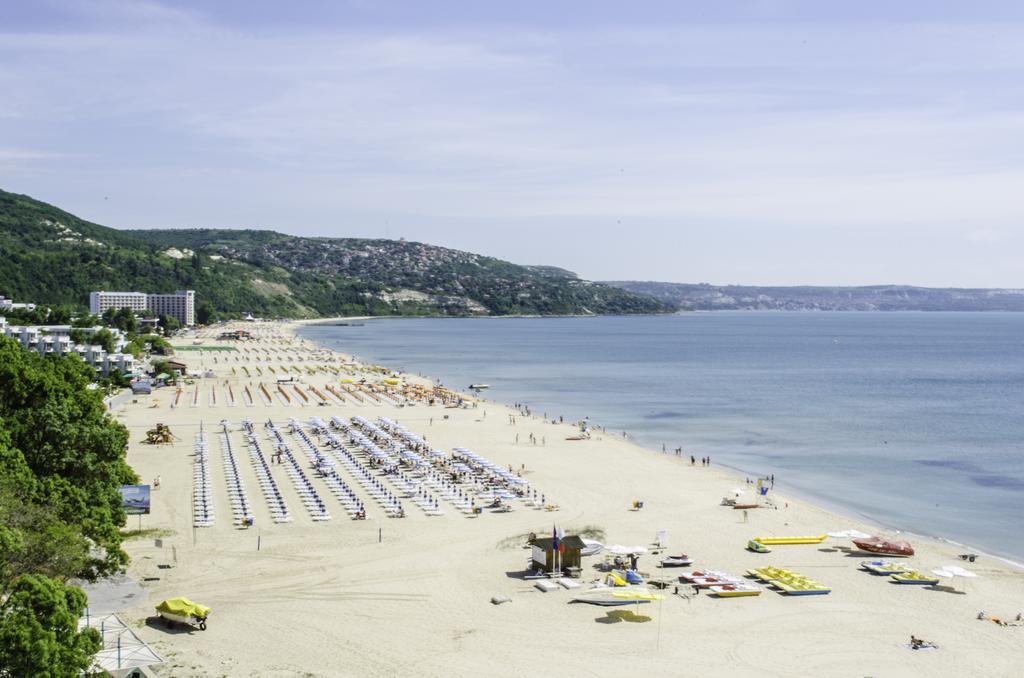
196, 300, 215, 325
100, 307, 137, 334
67, 329, 87, 345
45, 305, 74, 324
71, 314, 100, 328
0, 574, 101, 676
90, 328, 116, 353
101, 369, 130, 390
113, 307, 137, 334
157, 314, 181, 334
0, 337, 136, 579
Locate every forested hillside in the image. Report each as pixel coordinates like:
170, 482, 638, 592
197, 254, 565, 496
0, 188, 668, 318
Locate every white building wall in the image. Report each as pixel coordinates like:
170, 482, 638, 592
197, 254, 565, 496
1, 316, 134, 376
89, 290, 195, 325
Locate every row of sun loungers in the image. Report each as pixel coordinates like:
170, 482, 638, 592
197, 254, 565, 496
242, 420, 292, 523
373, 416, 545, 515
219, 423, 252, 525
373, 418, 500, 515
347, 418, 443, 516
322, 420, 407, 518
287, 419, 366, 519
267, 423, 331, 521
193, 429, 214, 527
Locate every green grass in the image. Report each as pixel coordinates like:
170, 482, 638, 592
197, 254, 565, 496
120, 527, 175, 540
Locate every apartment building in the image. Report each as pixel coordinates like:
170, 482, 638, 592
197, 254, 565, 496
0, 295, 37, 311
0, 316, 134, 377
89, 290, 195, 325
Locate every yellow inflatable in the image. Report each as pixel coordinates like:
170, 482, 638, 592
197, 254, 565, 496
753, 535, 827, 545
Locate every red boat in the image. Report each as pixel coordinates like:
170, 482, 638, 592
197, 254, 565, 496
852, 536, 914, 557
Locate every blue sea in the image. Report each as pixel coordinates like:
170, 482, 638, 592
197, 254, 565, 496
299, 313, 1024, 563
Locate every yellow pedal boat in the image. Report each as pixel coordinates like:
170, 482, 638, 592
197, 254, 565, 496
753, 535, 827, 546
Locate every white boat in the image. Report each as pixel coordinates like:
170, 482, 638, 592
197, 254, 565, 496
660, 555, 693, 568
469, 384, 490, 390
571, 585, 660, 606
581, 539, 604, 557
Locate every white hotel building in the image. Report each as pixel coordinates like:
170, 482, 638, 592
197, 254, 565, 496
90, 290, 196, 326
0, 316, 134, 377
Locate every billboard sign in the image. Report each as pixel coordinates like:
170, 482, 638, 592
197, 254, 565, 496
119, 484, 151, 515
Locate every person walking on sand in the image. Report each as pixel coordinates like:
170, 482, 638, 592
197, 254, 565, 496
691, 455, 695, 466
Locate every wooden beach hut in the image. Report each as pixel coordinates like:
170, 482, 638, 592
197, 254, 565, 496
531, 535, 585, 574
165, 359, 188, 376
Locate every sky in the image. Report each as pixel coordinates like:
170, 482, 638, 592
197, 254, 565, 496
2, 0, 1023, 287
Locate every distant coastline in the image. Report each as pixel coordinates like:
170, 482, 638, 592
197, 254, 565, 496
604, 281, 1024, 312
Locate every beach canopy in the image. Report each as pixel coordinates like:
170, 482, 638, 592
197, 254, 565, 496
611, 588, 662, 601
156, 597, 211, 619
606, 544, 648, 556
930, 565, 978, 592
827, 529, 872, 539
932, 565, 979, 579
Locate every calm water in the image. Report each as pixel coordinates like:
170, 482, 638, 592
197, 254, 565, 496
299, 313, 1024, 562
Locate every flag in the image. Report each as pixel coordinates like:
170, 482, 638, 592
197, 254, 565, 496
552, 525, 559, 554
557, 526, 566, 553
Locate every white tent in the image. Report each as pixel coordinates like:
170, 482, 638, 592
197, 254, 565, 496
79, 613, 163, 672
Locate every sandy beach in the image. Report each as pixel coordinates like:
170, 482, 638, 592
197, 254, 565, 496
106, 320, 1024, 677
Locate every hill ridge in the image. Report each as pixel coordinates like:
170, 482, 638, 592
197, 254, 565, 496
0, 188, 668, 318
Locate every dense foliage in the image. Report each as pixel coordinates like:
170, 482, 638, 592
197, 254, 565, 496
1, 188, 670, 318
0, 336, 138, 675
0, 574, 100, 675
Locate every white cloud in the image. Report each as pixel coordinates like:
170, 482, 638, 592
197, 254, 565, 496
2, 12, 1024, 284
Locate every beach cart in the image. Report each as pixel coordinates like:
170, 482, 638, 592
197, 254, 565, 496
156, 597, 211, 631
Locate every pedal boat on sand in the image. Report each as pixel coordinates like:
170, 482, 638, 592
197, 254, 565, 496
679, 570, 745, 588
860, 560, 913, 575
708, 583, 762, 597
890, 571, 941, 585
659, 554, 693, 567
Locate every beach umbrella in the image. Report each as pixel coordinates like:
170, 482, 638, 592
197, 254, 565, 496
931, 566, 978, 593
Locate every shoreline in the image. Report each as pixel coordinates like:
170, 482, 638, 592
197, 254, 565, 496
295, 318, 1024, 571
109, 319, 1024, 678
